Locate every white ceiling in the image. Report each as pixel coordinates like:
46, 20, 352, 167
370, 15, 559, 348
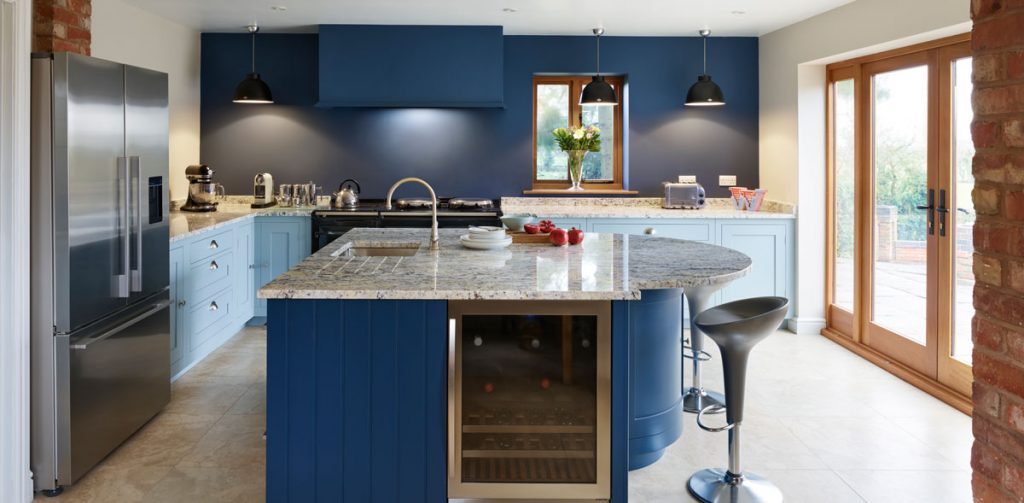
122, 0, 855, 37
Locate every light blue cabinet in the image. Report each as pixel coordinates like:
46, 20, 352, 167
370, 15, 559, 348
169, 215, 310, 379
169, 246, 186, 370
234, 220, 256, 322
717, 221, 793, 310
589, 219, 715, 243
255, 217, 312, 317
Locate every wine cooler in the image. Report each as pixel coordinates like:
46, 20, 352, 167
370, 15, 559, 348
447, 301, 611, 501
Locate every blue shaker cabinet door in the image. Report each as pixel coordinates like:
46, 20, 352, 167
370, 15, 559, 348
255, 217, 312, 317
717, 221, 793, 313
233, 220, 256, 323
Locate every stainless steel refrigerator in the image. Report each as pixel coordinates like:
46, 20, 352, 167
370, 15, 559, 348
30, 52, 171, 493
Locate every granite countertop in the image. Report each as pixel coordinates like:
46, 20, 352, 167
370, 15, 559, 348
169, 198, 315, 243
258, 228, 751, 301
500, 197, 796, 219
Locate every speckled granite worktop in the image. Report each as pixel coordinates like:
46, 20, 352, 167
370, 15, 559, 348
258, 228, 751, 301
169, 198, 315, 243
501, 197, 796, 219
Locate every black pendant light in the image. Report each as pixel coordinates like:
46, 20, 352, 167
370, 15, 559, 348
233, 24, 274, 104
580, 27, 618, 106
685, 29, 725, 107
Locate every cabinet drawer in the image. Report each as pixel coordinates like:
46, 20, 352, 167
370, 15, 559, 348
189, 287, 233, 337
187, 250, 232, 300
590, 221, 713, 242
189, 229, 234, 263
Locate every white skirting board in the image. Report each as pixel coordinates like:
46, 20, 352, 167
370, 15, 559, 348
0, 0, 34, 501
787, 317, 827, 335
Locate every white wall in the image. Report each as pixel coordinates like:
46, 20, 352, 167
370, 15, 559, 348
758, 0, 970, 333
91, 0, 201, 202
1, 0, 34, 499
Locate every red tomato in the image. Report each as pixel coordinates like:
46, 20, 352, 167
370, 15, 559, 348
484, 383, 494, 393
523, 223, 540, 234
540, 378, 551, 390
567, 227, 585, 245
549, 228, 569, 246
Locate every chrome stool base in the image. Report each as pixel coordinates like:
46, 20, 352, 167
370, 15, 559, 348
688, 468, 783, 503
683, 388, 725, 413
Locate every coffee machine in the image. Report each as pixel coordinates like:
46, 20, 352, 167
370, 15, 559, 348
252, 173, 276, 208
182, 164, 224, 212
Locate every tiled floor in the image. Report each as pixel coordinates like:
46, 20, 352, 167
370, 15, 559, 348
38, 326, 973, 503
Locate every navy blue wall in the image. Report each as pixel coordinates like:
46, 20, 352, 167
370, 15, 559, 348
200, 33, 758, 198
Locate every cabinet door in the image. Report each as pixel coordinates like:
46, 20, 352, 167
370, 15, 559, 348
255, 217, 312, 316
234, 221, 255, 323
589, 219, 714, 242
169, 245, 185, 368
717, 221, 792, 313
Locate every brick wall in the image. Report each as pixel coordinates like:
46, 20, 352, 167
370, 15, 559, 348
972, 0, 1024, 501
33, 0, 91, 55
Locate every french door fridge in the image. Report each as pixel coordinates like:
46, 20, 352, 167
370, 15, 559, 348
30, 52, 171, 492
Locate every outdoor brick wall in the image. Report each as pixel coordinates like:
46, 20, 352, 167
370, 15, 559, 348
33, 0, 91, 55
972, 0, 1024, 501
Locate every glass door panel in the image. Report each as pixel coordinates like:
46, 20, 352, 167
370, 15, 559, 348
950, 56, 975, 366
833, 78, 857, 313
870, 64, 932, 345
536, 83, 570, 180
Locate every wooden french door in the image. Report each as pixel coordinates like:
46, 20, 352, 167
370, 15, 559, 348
825, 34, 973, 403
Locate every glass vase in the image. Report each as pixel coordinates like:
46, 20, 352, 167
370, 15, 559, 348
567, 150, 588, 191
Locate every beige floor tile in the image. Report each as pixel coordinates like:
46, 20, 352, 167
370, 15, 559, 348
100, 413, 223, 468
164, 382, 249, 416
785, 416, 962, 470
836, 469, 973, 503
31, 464, 173, 503
177, 413, 266, 469
890, 415, 974, 470
757, 469, 866, 503
185, 350, 266, 382
145, 466, 265, 503
225, 382, 266, 416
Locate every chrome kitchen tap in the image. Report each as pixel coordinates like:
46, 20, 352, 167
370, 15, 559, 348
385, 177, 440, 250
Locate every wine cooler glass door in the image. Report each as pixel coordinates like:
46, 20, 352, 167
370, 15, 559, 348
448, 301, 611, 501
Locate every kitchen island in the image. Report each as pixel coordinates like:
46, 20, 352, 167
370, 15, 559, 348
258, 228, 750, 502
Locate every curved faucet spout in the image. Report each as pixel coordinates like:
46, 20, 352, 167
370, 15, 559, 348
385, 177, 440, 250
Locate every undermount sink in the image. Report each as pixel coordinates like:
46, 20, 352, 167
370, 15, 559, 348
335, 243, 421, 257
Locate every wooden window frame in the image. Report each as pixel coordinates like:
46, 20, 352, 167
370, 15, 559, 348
532, 75, 625, 191
821, 32, 974, 414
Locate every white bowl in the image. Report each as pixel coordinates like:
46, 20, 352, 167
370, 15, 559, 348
465, 227, 509, 241
460, 234, 512, 250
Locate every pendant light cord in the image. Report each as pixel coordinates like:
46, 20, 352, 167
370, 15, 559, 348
596, 32, 601, 76
699, 29, 711, 76
251, 28, 256, 73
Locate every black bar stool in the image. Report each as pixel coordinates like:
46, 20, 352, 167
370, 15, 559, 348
687, 296, 789, 503
682, 285, 726, 414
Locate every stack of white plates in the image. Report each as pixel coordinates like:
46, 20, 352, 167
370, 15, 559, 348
460, 226, 512, 250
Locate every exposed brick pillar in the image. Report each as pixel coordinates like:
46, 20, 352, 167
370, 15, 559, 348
33, 0, 91, 55
972, 0, 1024, 501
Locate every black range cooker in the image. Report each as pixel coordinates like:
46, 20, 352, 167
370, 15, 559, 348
311, 197, 503, 252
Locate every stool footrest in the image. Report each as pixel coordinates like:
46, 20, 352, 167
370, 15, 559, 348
696, 404, 732, 432
682, 344, 712, 362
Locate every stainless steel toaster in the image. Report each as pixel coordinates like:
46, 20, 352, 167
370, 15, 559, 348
663, 182, 706, 209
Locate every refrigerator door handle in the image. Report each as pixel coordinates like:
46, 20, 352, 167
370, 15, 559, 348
70, 299, 171, 350
130, 156, 143, 292
115, 157, 130, 298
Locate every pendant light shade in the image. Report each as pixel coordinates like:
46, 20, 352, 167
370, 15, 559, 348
580, 28, 618, 106
233, 24, 273, 104
685, 29, 725, 107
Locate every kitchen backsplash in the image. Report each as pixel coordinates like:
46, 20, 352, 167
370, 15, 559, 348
199, 32, 759, 199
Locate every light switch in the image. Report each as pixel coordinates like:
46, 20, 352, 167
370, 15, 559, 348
719, 175, 737, 187
678, 175, 697, 184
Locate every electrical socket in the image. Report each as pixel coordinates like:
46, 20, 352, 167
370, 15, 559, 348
719, 175, 737, 187
678, 175, 697, 184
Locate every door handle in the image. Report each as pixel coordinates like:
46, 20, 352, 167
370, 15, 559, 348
915, 189, 935, 236
936, 189, 949, 237
130, 156, 143, 292
115, 157, 131, 298
447, 318, 457, 480
71, 299, 171, 350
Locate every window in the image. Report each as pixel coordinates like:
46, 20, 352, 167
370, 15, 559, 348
533, 76, 624, 190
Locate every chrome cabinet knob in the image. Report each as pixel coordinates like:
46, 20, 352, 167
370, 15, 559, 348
209, 260, 219, 271
209, 301, 219, 311
644, 227, 657, 235
209, 240, 219, 249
